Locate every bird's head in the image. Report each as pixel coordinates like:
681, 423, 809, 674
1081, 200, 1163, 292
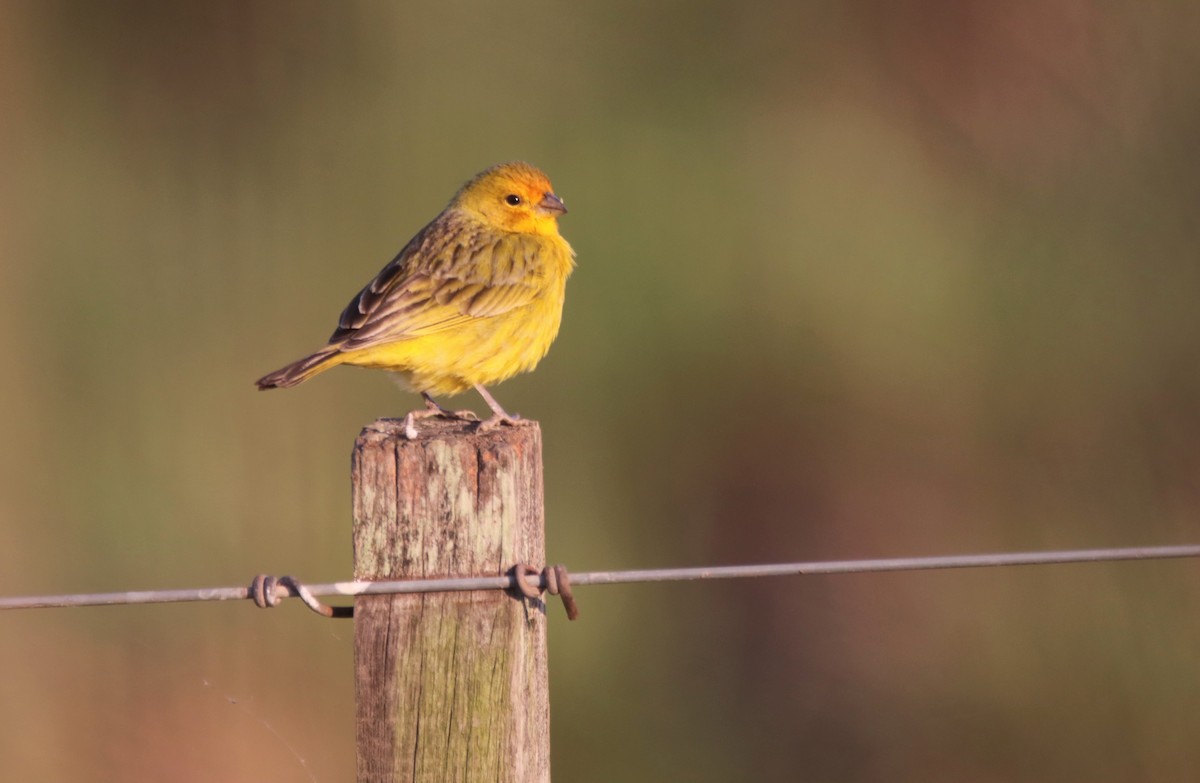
453, 161, 568, 237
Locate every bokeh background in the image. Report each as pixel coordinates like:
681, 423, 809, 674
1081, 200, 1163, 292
3, 1, 1199, 780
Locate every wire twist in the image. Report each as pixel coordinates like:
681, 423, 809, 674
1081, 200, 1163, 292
512, 564, 579, 620
250, 574, 354, 618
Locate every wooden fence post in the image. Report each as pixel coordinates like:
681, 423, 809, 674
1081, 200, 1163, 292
352, 418, 549, 783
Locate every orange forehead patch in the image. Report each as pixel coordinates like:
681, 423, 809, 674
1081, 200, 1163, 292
464, 161, 554, 196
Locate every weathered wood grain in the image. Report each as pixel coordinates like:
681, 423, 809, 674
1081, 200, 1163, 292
353, 417, 548, 783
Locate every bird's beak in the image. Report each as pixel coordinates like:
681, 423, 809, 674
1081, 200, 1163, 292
537, 192, 567, 216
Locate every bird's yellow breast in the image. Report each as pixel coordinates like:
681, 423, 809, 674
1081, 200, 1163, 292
340, 232, 574, 395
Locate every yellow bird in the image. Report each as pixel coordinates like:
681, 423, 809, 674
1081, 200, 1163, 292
256, 161, 575, 438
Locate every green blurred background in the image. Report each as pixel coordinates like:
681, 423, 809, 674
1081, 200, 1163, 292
3, 1, 1199, 780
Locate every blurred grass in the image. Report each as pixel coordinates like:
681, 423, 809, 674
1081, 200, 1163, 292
2, 1, 1199, 780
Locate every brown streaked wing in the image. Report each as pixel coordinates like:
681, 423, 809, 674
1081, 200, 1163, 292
461, 282, 539, 317
329, 216, 464, 343
330, 217, 543, 350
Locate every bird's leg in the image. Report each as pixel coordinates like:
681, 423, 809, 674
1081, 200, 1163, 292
474, 384, 535, 433
401, 392, 479, 440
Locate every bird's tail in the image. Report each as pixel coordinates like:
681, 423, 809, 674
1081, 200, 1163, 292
255, 346, 345, 390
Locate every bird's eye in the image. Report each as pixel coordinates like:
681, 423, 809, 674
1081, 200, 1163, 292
504, 194, 522, 206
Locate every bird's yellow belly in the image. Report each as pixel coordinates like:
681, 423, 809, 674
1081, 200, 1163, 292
341, 286, 565, 396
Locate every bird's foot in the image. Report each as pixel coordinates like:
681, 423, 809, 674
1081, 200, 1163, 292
472, 384, 535, 434
476, 412, 535, 433
401, 395, 481, 440
419, 392, 479, 422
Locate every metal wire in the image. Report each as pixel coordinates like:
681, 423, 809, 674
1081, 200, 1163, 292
0, 544, 1196, 613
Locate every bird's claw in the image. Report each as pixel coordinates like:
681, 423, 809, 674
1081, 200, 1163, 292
403, 409, 481, 439
401, 396, 482, 439
419, 395, 479, 422
476, 413, 534, 433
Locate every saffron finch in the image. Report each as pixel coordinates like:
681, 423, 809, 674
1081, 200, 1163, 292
256, 161, 575, 438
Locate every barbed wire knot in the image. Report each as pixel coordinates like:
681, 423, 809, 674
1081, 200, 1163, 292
249, 574, 353, 619
511, 564, 579, 620
545, 564, 579, 620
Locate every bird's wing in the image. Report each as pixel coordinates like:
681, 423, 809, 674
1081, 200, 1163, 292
330, 215, 546, 350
